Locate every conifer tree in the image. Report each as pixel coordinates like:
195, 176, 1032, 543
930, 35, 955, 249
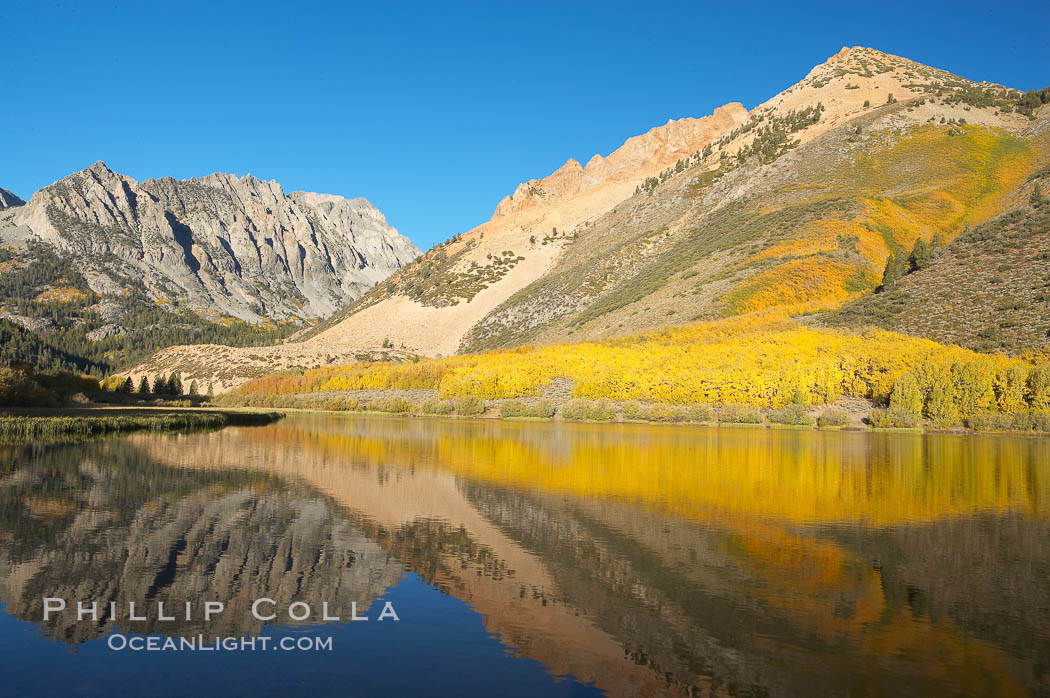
137, 375, 150, 394
880, 250, 907, 289
909, 238, 932, 271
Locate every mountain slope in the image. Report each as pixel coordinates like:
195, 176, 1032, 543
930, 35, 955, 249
0, 164, 420, 375
126, 47, 1050, 391
0, 162, 419, 322
822, 178, 1050, 353
299, 103, 751, 355
461, 106, 1046, 352
311, 46, 1046, 356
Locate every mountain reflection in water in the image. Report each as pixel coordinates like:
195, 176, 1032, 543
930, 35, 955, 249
1, 414, 1047, 697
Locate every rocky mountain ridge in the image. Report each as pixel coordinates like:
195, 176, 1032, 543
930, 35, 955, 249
0, 188, 23, 208
0, 162, 419, 322
491, 103, 749, 218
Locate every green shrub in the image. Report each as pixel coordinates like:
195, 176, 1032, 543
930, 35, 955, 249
622, 401, 712, 423
769, 403, 814, 426
323, 398, 358, 411
368, 397, 413, 413
687, 404, 714, 422
817, 408, 850, 428
561, 399, 616, 422
868, 406, 919, 428
500, 400, 528, 418
622, 400, 648, 420
454, 396, 486, 415
419, 398, 455, 415
718, 404, 763, 424
647, 404, 689, 422
560, 400, 588, 421
966, 411, 1050, 432
528, 400, 556, 418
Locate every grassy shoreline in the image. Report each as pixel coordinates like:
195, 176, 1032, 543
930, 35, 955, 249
0, 408, 284, 442
233, 399, 1050, 436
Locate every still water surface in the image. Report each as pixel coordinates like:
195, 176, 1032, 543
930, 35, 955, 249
0, 414, 1047, 697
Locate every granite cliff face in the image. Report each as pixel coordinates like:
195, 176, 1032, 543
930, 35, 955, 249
0, 187, 24, 208
1, 162, 419, 321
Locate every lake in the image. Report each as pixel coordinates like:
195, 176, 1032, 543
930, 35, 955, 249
1, 414, 1047, 697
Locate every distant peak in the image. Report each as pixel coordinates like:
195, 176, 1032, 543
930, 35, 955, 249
62, 160, 123, 182
53, 160, 133, 188
0, 187, 25, 208
828, 46, 891, 61
828, 46, 853, 63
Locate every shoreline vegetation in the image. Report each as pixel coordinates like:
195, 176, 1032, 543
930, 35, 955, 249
214, 316, 1050, 436
213, 392, 1050, 435
0, 409, 284, 442
6, 316, 1050, 436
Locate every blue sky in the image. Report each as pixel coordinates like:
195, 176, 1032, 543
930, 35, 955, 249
2, 1, 1048, 249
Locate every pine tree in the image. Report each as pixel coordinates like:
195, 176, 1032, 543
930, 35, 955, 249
188, 380, 198, 397
909, 238, 932, 271
137, 375, 150, 394
152, 374, 165, 395
119, 377, 133, 394
167, 373, 183, 396
879, 250, 906, 289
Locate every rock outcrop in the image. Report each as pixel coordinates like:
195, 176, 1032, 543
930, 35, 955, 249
492, 103, 748, 218
0, 187, 24, 208
1, 163, 419, 321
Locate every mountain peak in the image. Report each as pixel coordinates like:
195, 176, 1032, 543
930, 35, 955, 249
55, 160, 130, 188
0, 187, 25, 209
86, 160, 115, 175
